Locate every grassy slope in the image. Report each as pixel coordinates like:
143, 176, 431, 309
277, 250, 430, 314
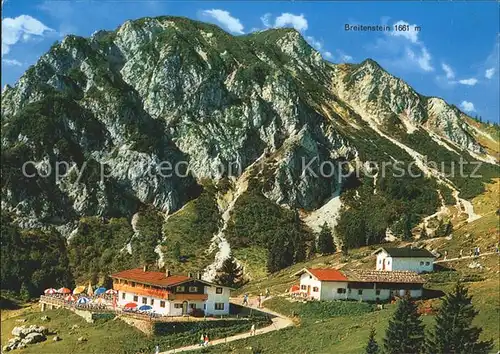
0, 307, 261, 353
219, 179, 500, 353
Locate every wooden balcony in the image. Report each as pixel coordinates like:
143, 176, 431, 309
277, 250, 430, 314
113, 283, 170, 299
167, 293, 208, 301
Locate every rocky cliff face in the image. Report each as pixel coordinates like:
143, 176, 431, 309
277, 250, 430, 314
1, 16, 496, 237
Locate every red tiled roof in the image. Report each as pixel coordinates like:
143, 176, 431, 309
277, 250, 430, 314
306, 268, 348, 282
110, 268, 191, 287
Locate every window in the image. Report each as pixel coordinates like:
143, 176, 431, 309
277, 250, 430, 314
203, 304, 206, 310
216, 287, 223, 294
420, 261, 424, 266
300, 285, 306, 290
142, 297, 147, 304
133, 295, 138, 302
176, 286, 185, 292
121, 293, 125, 300
150, 299, 154, 306
313, 287, 319, 292
131, 282, 136, 287
425, 262, 430, 266
174, 303, 183, 309
189, 303, 196, 309
214, 303, 225, 310
309, 275, 312, 279
160, 301, 165, 308
358, 290, 363, 295
189, 286, 198, 293
375, 290, 381, 295
337, 288, 346, 294
378, 260, 382, 264
387, 261, 390, 265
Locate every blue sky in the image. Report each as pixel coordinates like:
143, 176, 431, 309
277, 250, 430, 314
2, 0, 499, 122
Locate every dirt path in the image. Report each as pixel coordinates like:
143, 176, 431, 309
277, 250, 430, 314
159, 297, 293, 354
435, 252, 496, 263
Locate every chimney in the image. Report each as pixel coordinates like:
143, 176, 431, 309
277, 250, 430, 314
165, 269, 171, 277
188, 272, 194, 278
143, 265, 148, 272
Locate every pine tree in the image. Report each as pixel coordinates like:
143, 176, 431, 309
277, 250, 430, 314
309, 237, 317, 259
444, 221, 453, 236
365, 327, 379, 354
383, 295, 424, 354
172, 241, 181, 261
214, 256, 245, 288
425, 282, 493, 354
402, 214, 413, 240
317, 222, 336, 254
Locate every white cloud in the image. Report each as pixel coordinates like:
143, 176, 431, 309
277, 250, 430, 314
306, 35, 322, 51
323, 51, 333, 59
2, 58, 22, 66
406, 46, 433, 72
441, 63, 455, 79
458, 78, 478, 86
338, 50, 353, 62
2, 15, 53, 56
485, 67, 495, 79
274, 13, 308, 32
202, 9, 244, 34
260, 13, 272, 28
460, 101, 475, 113
389, 20, 420, 43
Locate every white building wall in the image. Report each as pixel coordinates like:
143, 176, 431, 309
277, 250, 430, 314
299, 273, 322, 300
376, 253, 393, 271
116, 290, 171, 315
205, 286, 230, 315
319, 281, 349, 301
391, 257, 434, 273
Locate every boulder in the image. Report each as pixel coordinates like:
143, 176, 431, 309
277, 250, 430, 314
15, 319, 27, 323
71, 324, 79, 330
53, 336, 61, 342
41, 316, 50, 321
11, 326, 26, 338
2, 345, 11, 352
21, 332, 46, 345
77, 337, 87, 342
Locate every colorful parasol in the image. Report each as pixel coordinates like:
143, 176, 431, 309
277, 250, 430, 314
138, 305, 152, 311
94, 287, 106, 295
44, 288, 57, 295
124, 302, 137, 309
105, 289, 118, 295
87, 282, 94, 297
77, 297, 90, 304
64, 295, 77, 302
290, 285, 300, 293
73, 286, 86, 295
58, 287, 72, 294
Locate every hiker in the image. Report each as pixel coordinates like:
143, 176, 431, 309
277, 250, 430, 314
203, 334, 209, 347
469, 249, 473, 257
265, 288, 270, 298
250, 324, 256, 336
459, 249, 463, 258
477, 247, 481, 256
155, 344, 159, 354
199, 333, 205, 346
243, 293, 249, 306
257, 294, 262, 308
444, 250, 448, 260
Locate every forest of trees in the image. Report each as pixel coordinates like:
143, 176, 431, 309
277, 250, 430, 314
1, 213, 74, 298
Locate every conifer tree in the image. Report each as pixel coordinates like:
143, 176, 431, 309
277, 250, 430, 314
444, 221, 453, 236
172, 241, 181, 261
425, 282, 493, 354
214, 256, 245, 288
383, 295, 424, 354
317, 222, 336, 254
365, 327, 379, 354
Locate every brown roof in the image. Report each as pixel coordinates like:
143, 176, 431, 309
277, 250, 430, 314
343, 270, 425, 284
111, 268, 192, 288
294, 268, 349, 282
